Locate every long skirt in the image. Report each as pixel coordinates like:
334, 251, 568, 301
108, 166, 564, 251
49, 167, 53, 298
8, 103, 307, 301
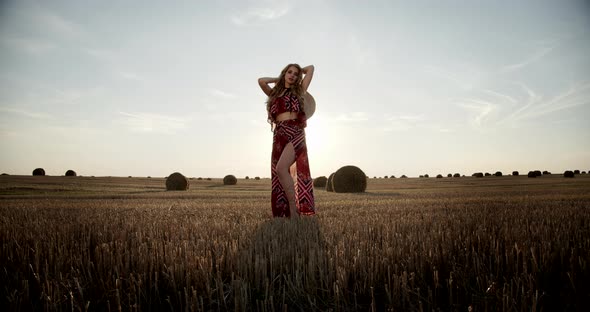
271, 120, 315, 217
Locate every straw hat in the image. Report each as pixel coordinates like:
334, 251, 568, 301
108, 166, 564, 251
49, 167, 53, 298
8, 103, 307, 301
303, 92, 316, 119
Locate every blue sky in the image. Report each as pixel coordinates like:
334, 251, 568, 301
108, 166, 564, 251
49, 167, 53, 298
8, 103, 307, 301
1, 0, 589, 178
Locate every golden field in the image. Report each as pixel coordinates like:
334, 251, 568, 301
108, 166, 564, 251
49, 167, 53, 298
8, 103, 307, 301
1, 174, 589, 311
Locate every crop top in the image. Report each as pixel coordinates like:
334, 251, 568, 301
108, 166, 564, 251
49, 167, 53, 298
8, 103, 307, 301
268, 90, 307, 128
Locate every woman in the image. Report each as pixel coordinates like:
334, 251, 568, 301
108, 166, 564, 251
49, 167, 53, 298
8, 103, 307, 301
258, 64, 316, 218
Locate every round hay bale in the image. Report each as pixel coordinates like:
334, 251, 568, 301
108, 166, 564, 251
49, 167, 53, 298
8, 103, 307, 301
255, 176, 261, 180
390, 175, 396, 179
447, 174, 452, 178
574, 170, 580, 175
223, 175, 237, 185
527, 171, 536, 178
453, 173, 461, 178
166, 172, 189, 191
197, 177, 203, 180
313, 176, 328, 188
332, 166, 367, 193
533, 170, 542, 177
245, 176, 250, 180
419, 175, 424, 178
424, 174, 429, 178
494, 171, 502, 177
384, 175, 388, 179
564, 171, 574, 178
484, 172, 491, 177
542, 171, 551, 175
512, 171, 519, 176
436, 174, 443, 178
65, 170, 77, 177
32, 168, 45, 176
326, 173, 335, 192
401, 175, 407, 178
582, 171, 587, 174
473, 172, 484, 178
206, 178, 212, 181
1, 173, 8, 176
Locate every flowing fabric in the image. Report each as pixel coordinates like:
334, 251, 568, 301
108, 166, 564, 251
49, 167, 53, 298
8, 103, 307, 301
271, 120, 315, 217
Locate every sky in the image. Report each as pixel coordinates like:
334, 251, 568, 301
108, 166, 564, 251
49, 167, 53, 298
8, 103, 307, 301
1, 0, 589, 178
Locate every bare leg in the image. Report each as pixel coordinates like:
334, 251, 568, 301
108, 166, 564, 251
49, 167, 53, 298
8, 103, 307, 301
277, 142, 298, 218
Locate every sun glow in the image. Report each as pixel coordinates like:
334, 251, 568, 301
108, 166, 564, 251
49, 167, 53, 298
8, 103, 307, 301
305, 115, 335, 176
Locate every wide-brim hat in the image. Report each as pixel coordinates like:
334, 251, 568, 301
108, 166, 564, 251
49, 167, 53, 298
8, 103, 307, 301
303, 92, 316, 120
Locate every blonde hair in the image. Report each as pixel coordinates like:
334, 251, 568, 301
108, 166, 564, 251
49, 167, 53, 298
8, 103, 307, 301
266, 64, 305, 126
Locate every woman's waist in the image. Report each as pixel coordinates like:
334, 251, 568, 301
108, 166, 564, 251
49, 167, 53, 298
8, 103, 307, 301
275, 111, 299, 122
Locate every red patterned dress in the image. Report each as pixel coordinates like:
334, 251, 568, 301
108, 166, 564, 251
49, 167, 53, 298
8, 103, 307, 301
269, 90, 316, 217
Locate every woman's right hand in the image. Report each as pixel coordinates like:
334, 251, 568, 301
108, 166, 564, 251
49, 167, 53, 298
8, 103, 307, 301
258, 77, 278, 96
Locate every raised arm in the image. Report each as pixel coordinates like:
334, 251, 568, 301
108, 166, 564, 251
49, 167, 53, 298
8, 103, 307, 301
301, 65, 314, 93
258, 77, 278, 96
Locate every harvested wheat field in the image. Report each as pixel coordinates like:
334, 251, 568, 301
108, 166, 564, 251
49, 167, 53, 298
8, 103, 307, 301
1, 174, 589, 311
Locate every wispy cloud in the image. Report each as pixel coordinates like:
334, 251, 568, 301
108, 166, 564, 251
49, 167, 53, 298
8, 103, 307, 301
0, 107, 54, 119
455, 98, 497, 128
500, 45, 556, 73
383, 114, 426, 132
333, 112, 370, 123
210, 89, 236, 99
117, 112, 190, 134
82, 48, 148, 83
116, 71, 148, 82
231, 1, 290, 26
84, 48, 118, 62
499, 81, 590, 124
421, 65, 478, 90
0, 36, 56, 54
28, 3, 85, 39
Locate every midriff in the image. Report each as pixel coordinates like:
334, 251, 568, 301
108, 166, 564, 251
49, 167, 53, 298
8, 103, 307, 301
275, 111, 298, 122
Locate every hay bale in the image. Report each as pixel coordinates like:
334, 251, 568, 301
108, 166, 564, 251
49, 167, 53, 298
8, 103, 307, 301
564, 171, 574, 178
206, 178, 212, 181
332, 166, 367, 193
313, 176, 328, 188
494, 171, 502, 177
326, 173, 335, 192
582, 171, 587, 174
512, 171, 519, 176
473, 172, 484, 178
166, 172, 189, 191
542, 171, 551, 175
197, 177, 203, 180
527, 171, 536, 178
255, 176, 261, 180
447, 174, 452, 178
533, 170, 542, 177
419, 175, 424, 178
401, 175, 407, 178
436, 174, 443, 178
223, 175, 237, 185
574, 170, 580, 175
453, 173, 460, 178
65, 170, 77, 177
1, 173, 8, 176
484, 172, 491, 177
390, 175, 396, 179
32, 168, 45, 176
424, 174, 429, 178
245, 176, 250, 180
